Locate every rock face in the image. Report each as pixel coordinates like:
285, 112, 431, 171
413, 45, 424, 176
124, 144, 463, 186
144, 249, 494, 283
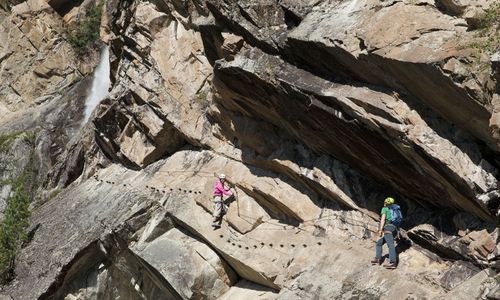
0, 0, 499, 299
0, 0, 95, 119
0, 0, 98, 192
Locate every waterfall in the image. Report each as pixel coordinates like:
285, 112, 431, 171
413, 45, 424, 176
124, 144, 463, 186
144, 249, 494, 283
83, 46, 110, 123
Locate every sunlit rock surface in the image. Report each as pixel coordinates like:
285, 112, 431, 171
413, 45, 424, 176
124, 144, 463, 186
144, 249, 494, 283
0, 0, 499, 298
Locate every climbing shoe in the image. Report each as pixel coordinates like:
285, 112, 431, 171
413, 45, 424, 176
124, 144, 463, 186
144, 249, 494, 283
212, 223, 221, 229
370, 258, 383, 265
383, 262, 397, 269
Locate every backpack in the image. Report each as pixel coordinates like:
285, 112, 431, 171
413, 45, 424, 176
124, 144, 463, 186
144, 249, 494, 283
388, 204, 403, 227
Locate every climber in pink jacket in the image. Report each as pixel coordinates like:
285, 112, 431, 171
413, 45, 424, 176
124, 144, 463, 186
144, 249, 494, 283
212, 173, 232, 228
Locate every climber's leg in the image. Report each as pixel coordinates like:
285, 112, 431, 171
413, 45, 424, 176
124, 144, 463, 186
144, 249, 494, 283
212, 196, 223, 228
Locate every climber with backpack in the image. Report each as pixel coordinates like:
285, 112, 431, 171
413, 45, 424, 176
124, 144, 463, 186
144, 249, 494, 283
371, 197, 402, 269
212, 173, 233, 229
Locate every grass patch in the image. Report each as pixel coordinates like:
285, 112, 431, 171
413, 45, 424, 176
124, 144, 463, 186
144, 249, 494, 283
67, 2, 103, 51
472, 3, 500, 55
0, 132, 23, 154
196, 90, 208, 102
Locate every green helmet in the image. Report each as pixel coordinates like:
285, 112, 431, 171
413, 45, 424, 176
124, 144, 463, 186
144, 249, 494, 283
384, 197, 395, 205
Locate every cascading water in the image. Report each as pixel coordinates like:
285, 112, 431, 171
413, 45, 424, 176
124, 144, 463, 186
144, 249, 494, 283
83, 46, 110, 123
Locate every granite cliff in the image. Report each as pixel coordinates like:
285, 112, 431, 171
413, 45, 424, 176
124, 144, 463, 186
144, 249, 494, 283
0, 0, 499, 298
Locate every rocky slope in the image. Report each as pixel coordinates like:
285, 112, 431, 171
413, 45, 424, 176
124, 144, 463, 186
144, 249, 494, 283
0, 0, 500, 299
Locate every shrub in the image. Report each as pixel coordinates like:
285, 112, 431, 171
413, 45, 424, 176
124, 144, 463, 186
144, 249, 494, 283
477, 3, 500, 30
0, 132, 37, 283
472, 3, 500, 54
67, 3, 103, 51
0, 183, 31, 282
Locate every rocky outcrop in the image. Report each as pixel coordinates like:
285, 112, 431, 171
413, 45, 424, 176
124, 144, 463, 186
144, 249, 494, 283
214, 47, 499, 222
207, 0, 497, 141
0, 0, 95, 120
0, 132, 36, 216
5, 152, 494, 299
0, 0, 499, 298
0, 0, 99, 193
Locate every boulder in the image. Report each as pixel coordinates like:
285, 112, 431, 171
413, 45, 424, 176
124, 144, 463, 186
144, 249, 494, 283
439, 261, 480, 291
446, 268, 497, 300
133, 228, 237, 299
408, 222, 499, 263
408, 224, 469, 260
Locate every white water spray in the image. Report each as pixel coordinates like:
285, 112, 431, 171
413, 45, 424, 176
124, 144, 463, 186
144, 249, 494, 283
83, 46, 110, 123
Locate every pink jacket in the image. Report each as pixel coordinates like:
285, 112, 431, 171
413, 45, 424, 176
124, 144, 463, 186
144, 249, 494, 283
213, 180, 232, 197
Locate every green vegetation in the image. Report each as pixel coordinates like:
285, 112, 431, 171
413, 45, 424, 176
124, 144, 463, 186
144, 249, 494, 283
0, 182, 31, 282
472, 3, 499, 54
67, 2, 103, 51
477, 3, 500, 30
0, 132, 37, 283
196, 90, 208, 102
0, 132, 23, 154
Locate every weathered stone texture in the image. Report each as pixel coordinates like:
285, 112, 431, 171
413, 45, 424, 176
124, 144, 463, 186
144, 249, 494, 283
0, 0, 499, 298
